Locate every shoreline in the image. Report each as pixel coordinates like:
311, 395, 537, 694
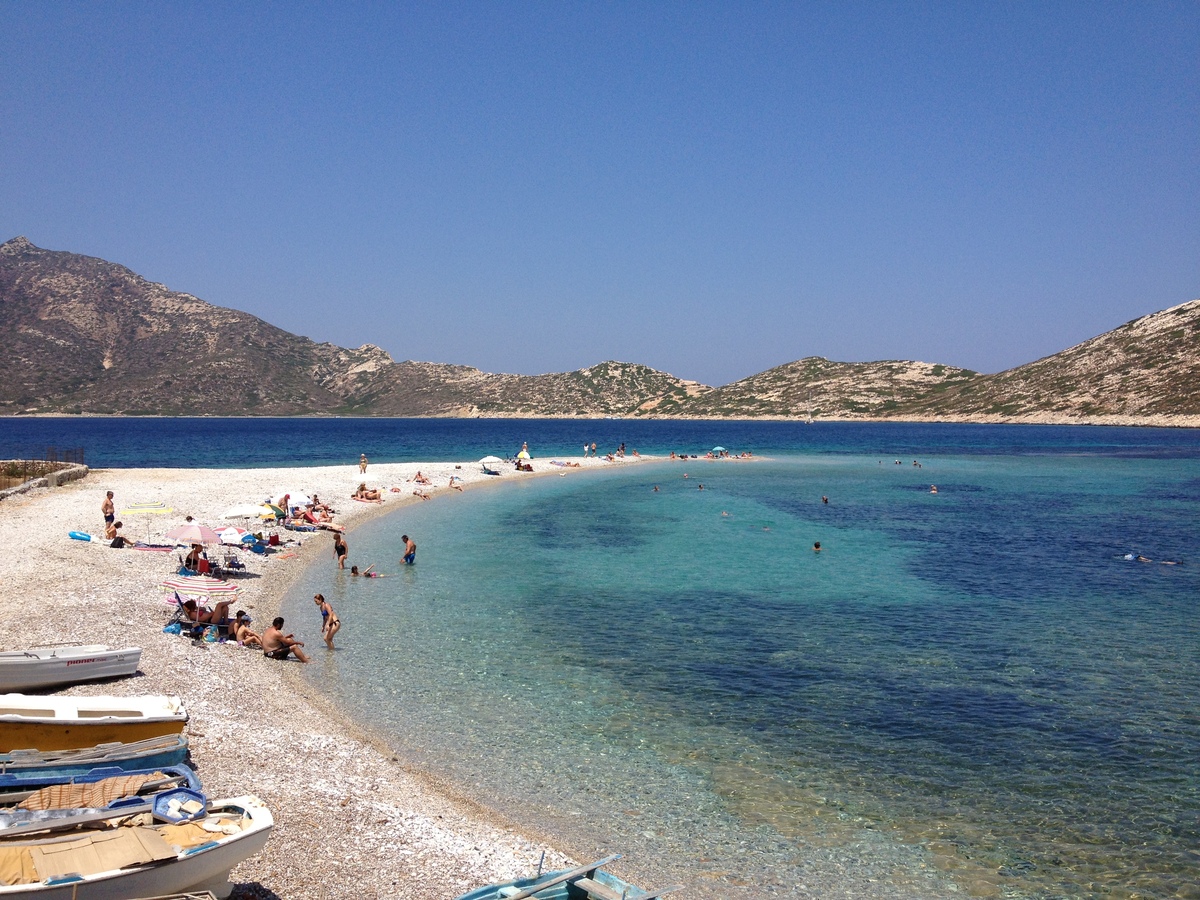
0, 455, 648, 898
3, 412, 1200, 429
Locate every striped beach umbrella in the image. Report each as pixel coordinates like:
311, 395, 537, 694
159, 574, 241, 599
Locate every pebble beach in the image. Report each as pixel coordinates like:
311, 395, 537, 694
0, 457, 631, 899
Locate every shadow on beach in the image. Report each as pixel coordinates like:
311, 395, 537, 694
230, 883, 283, 900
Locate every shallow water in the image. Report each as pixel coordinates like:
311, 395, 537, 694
283, 447, 1200, 899
11, 416, 1198, 896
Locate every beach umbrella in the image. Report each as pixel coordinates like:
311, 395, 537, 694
262, 504, 286, 519
120, 500, 173, 540
273, 492, 311, 508
222, 504, 269, 519
711, 446, 727, 454
216, 526, 256, 545
165, 523, 222, 545
516, 450, 530, 460
160, 574, 240, 600
479, 456, 503, 464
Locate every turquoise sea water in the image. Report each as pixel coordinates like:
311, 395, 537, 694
7, 419, 1198, 897
280, 445, 1199, 899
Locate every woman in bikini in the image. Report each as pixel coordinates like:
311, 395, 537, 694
182, 598, 235, 628
314, 593, 341, 649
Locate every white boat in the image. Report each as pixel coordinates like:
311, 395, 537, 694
0, 696, 188, 753
0, 647, 142, 693
0, 794, 273, 899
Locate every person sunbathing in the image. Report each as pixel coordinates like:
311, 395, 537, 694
232, 610, 262, 648
354, 483, 382, 501
413, 489, 431, 500
182, 598, 234, 627
412, 471, 431, 484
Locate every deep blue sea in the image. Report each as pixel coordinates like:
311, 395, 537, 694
7, 419, 1200, 898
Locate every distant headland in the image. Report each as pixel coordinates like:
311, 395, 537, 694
3, 236, 1198, 426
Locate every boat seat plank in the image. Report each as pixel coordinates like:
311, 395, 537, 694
574, 876, 625, 900
501, 854, 621, 900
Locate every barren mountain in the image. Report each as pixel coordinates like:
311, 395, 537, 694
0, 238, 703, 417
2, 236, 1196, 423
895, 300, 1200, 422
664, 357, 978, 419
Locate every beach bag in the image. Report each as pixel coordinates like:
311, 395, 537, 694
202, 625, 219, 643
163, 622, 182, 635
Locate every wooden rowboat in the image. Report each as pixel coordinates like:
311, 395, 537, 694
0, 696, 187, 753
0, 764, 202, 808
0, 647, 141, 693
0, 735, 190, 777
455, 856, 679, 900
0, 794, 272, 899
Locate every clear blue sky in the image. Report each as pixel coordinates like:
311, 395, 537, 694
2, 3, 1197, 387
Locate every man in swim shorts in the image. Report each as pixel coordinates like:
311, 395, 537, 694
102, 491, 115, 526
262, 617, 309, 663
401, 534, 416, 565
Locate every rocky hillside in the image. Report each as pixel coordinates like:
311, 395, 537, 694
2, 236, 1197, 423
895, 300, 1200, 421
0, 237, 704, 417
666, 357, 978, 419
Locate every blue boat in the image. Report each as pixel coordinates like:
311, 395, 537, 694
455, 856, 679, 900
0, 763, 201, 799
0, 733, 189, 776
0, 763, 206, 835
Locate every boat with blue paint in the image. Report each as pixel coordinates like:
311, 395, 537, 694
455, 856, 679, 900
0, 734, 190, 776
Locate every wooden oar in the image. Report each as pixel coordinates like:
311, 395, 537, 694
0, 786, 206, 838
0, 801, 154, 837
502, 854, 621, 900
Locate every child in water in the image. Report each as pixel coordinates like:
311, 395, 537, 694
350, 564, 385, 578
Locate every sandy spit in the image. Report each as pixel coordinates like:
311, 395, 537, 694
0, 455, 642, 900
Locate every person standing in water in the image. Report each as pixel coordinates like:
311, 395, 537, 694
401, 534, 416, 565
333, 532, 348, 569
314, 593, 340, 649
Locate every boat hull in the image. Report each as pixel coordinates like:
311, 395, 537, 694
0, 648, 142, 693
457, 865, 650, 900
0, 796, 273, 899
0, 696, 187, 754
0, 735, 190, 776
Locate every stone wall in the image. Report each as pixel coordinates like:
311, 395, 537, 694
0, 464, 89, 501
